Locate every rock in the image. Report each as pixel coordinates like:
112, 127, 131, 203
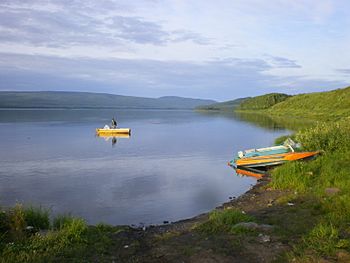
287, 202, 295, 206
258, 224, 274, 231
336, 250, 350, 262
26, 226, 34, 230
124, 245, 129, 249
325, 187, 340, 196
233, 222, 274, 231
234, 222, 258, 230
38, 230, 49, 237
258, 233, 270, 243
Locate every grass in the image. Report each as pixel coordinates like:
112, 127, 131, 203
0, 204, 130, 262
196, 208, 254, 234
237, 93, 290, 110
23, 206, 50, 231
268, 86, 350, 121
269, 117, 350, 260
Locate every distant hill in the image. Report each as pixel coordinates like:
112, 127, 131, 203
0, 91, 216, 109
268, 86, 350, 120
236, 93, 291, 110
195, 97, 249, 111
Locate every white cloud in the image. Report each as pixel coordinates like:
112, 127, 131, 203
0, 0, 349, 99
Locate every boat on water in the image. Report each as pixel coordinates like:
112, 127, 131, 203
96, 126, 131, 136
230, 151, 319, 169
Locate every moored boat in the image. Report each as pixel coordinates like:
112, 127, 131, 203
237, 138, 297, 158
233, 151, 319, 169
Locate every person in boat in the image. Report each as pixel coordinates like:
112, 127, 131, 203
111, 117, 117, 129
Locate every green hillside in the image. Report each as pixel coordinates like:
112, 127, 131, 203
268, 86, 350, 120
236, 93, 290, 110
195, 97, 248, 111
0, 91, 216, 109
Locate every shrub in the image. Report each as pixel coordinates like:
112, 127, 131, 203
296, 119, 350, 152
24, 206, 50, 231
9, 204, 26, 242
52, 214, 75, 230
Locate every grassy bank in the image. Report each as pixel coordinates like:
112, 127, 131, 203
267, 87, 350, 121
0, 205, 129, 262
269, 118, 350, 261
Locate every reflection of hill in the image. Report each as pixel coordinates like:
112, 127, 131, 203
197, 110, 314, 131
233, 112, 315, 131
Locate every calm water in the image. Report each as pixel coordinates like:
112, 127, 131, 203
0, 109, 289, 225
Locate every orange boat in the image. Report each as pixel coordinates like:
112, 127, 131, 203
233, 151, 319, 168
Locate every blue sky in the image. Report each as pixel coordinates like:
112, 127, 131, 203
0, 0, 349, 101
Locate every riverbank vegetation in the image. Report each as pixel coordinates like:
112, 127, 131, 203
269, 118, 350, 261
197, 86, 350, 121
0, 205, 127, 262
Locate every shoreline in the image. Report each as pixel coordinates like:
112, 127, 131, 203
109, 173, 293, 262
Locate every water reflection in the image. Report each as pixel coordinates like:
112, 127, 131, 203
96, 134, 131, 147
0, 109, 288, 225
229, 165, 267, 180
197, 110, 315, 131
233, 112, 315, 131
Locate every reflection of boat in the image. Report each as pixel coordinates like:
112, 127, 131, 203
96, 128, 131, 136
234, 167, 266, 179
230, 151, 319, 169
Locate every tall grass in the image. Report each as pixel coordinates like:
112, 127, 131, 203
270, 117, 350, 259
23, 206, 50, 231
0, 205, 90, 262
296, 118, 350, 152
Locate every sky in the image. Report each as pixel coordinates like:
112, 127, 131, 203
0, 0, 349, 101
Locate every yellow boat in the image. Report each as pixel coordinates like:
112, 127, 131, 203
96, 133, 130, 138
96, 128, 131, 136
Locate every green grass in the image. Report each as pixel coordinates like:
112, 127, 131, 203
23, 206, 50, 231
0, 205, 130, 262
269, 117, 350, 260
196, 208, 254, 234
268, 86, 350, 121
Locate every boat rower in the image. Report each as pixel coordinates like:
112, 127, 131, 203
111, 117, 117, 129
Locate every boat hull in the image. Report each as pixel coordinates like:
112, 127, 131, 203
234, 151, 319, 168
96, 128, 131, 136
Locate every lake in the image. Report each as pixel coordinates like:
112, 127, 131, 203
0, 109, 289, 226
